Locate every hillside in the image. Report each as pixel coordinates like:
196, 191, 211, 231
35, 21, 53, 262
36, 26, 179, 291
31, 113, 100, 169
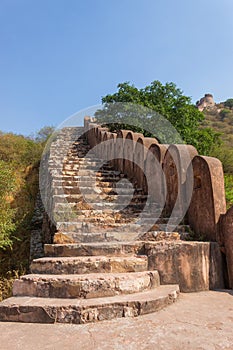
0, 129, 52, 300
198, 95, 233, 171
197, 94, 233, 208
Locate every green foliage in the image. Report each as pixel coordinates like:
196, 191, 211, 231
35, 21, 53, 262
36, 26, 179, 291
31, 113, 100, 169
224, 174, 233, 209
34, 126, 55, 142
219, 109, 231, 121
224, 98, 233, 109
0, 130, 45, 300
203, 106, 233, 174
96, 81, 220, 154
0, 161, 16, 249
210, 146, 233, 174
0, 133, 43, 167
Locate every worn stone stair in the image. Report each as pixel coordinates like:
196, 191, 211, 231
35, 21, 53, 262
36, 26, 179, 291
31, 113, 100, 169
0, 126, 181, 324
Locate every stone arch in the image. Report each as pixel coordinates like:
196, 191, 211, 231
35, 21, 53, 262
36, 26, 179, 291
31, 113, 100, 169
218, 206, 233, 288
124, 131, 143, 179
87, 123, 98, 148
115, 130, 131, 173
144, 143, 165, 203
109, 133, 117, 167
187, 155, 226, 241
134, 137, 159, 189
163, 144, 198, 217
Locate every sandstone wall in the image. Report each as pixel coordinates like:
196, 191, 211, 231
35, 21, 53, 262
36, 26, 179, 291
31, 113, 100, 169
70, 118, 231, 289
85, 118, 227, 242
218, 207, 233, 288
163, 144, 198, 217
187, 156, 226, 241
145, 241, 224, 292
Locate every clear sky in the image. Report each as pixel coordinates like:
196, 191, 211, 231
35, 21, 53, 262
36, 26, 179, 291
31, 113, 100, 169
1, 0, 233, 135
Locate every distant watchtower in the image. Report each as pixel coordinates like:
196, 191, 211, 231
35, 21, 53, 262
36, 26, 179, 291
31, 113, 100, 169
196, 93, 215, 111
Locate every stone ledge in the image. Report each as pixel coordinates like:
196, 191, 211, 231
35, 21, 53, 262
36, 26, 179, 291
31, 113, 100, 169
144, 241, 225, 292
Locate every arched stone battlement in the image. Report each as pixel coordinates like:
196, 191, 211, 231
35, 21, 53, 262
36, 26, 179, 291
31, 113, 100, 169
134, 137, 158, 188
115, 130, 131, 172
187, 156, 226, 241
163, 144, 198, 217
124, 131, 143, 179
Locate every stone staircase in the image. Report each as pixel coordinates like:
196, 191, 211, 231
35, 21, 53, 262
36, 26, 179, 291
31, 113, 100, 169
0, 127, 180, 324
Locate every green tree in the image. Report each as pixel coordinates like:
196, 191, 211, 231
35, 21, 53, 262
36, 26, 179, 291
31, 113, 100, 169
224, 99, 233, 109
34, 126, 55, 142
96, 81, 220, 154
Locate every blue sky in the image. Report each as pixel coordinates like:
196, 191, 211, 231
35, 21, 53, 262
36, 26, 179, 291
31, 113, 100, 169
1, 0, 233, 135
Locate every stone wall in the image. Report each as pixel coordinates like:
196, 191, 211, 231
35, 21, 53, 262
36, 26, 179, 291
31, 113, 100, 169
145, 241, 224, 292
86, 119, 227, 238
187, 156, 226, 241
32, 117, 231, 290
30, 194, 45, 260
218, 207, 233, 288
30, 127, 83, 259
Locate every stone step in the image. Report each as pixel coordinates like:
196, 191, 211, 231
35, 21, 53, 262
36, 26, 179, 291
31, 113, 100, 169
53, 187, 81, 195
53, 231, 145, 243
53, 186, 139, 196
0, 285, 179, 324
62, 170, 121, 177
53, 193, 147, 202
13, 271, 160, 299
53, 180, 139, 189
53, 200, 146, 208
53, 213, 138, 224
62, 160, 104, 165
30, 255, 148, 274
62, 161, 113, 167
44, 241, 145, 257
54, 202, 147, 211
56, 221, 143, 233
52, 175, 125, 182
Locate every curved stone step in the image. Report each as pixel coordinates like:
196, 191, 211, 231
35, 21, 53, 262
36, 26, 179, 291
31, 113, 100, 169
44, 241, 145, 257
13, 271, 160, 299
30, 255, 148, 275
0, 285, 180, 324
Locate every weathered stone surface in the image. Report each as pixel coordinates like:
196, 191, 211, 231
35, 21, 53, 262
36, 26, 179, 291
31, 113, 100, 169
163, 144, 198, 217
218, 206, 233, 288
0, 291, 233, 349
187, 156, 226, 241
30, 194, 45, 260
13, 271, 160, 299
144, 143, 167, 201
124, 131, 143, 179
0, 285, 179, 324
30, 256, 148, 275
115, 130, 131, 173
44, 241, 145, 257
134, 137, 158, 188
196, 93, 216, 111
145, 241, 224, 292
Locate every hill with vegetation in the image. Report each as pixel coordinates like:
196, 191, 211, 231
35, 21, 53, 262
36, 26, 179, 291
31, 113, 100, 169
199, 98, 233, 208
0, 127, 53, 300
